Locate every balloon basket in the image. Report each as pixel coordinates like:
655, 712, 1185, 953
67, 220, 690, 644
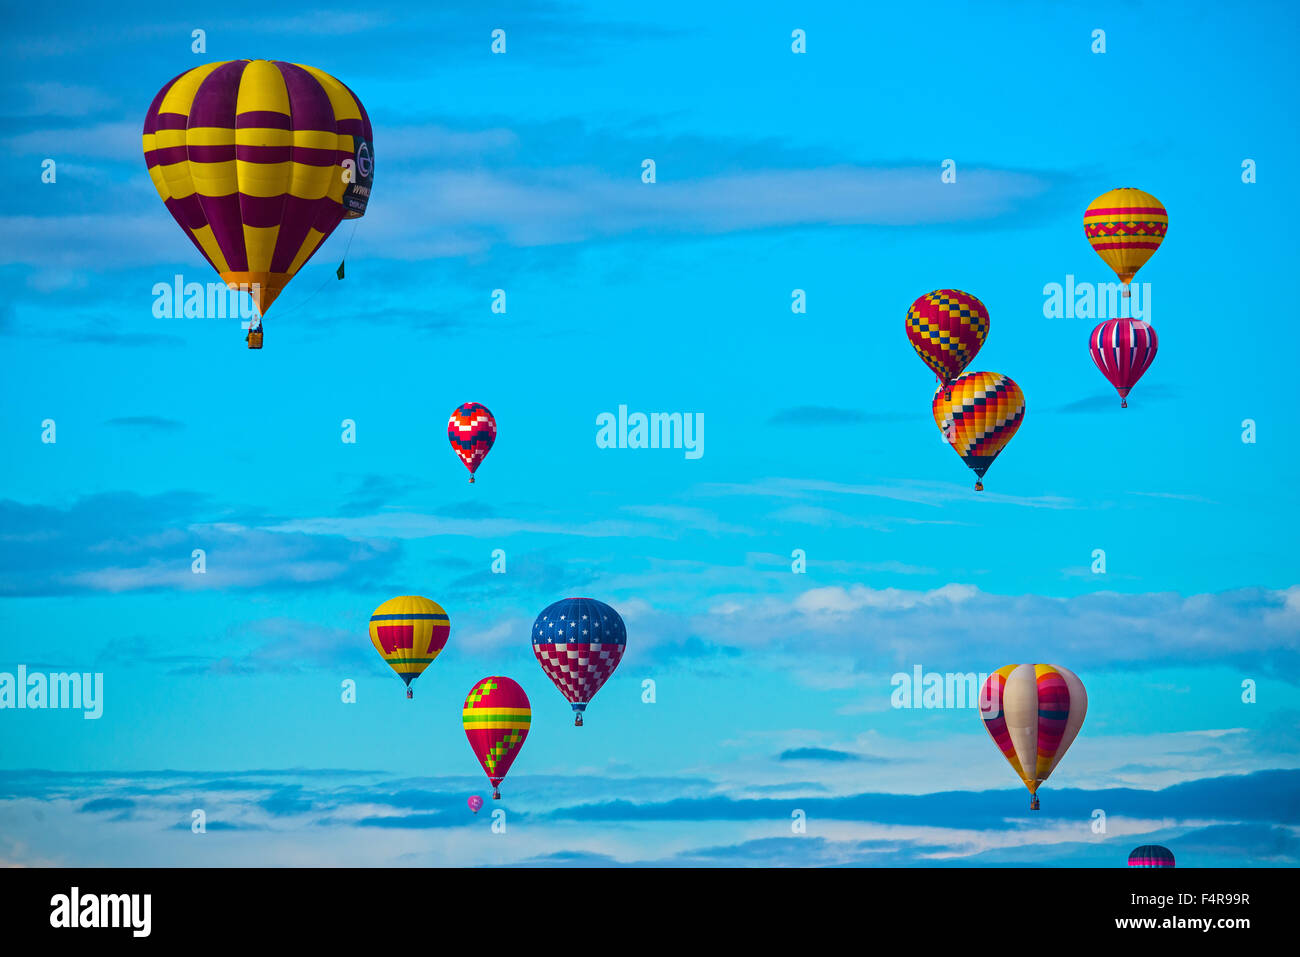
247, 330, 263, 350
406, 688, 413, 699
1030, 796, 1040, 811
574, 713, 583, 727
469, 475, 475, 484
974, 480, 984, 492
492, 788, 501, 800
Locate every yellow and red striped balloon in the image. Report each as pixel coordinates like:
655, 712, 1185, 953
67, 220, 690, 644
979, 664, 1087, 810
368, 596, 450, 698
1083, 188, 1167, 286
932, 371, 1025, 491
463, 676, 531, 799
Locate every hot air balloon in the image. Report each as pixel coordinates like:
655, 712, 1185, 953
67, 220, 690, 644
463, 676, 530, 800
1089, 318, 1157, 408
905, 290, 990, 397
933, 371, 1024, 491
979, 664, 1087, 810
1084, 188, 1167, 297
368, 596, 450, 698
1128, 845, 1175, 868
143, 60, 374, 348
532, 597, 626, 726
467, 795, 484, 815
448, 403, 496, 483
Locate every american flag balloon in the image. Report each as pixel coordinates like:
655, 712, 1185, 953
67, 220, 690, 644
447, 402, 496, 483
531, 597, 626, 726
1089, 319, 1158, 408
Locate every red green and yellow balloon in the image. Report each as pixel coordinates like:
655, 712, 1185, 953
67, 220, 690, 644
143, 60, 374, 345
979, 664, 1087, 810
1084, 188, 1167, 291
932, 371, 1024, 491
463, 676, 531, 800
905, 290, 989, 396
368, 596, 449, 698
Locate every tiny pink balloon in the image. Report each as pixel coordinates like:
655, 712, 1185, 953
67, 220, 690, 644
467, 795, 484, 814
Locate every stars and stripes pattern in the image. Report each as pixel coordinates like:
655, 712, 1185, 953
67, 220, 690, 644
1128, 845, 1176, 868
932, 371, 1025, 487
143, 60, 373, 317
531, 597, 626, 717
1089, 318, 1158, 408
905, 289, 990, 388
1084, 187, 1168, 285
462, 676, 531, 794
447, 402, 497, 481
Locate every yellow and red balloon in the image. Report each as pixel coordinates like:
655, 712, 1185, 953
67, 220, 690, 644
980, 664, 1087, 810
1084, 188, 1167, 288
932, 371, 1024, 491
905, 290, 989, 394
368, 596, 449, 698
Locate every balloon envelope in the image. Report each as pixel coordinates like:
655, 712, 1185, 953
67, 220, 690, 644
143, 59, 374, 317
448, 403, 497, 481
1084, 188, 1167, 286
980, 664, 1087, 803
905, 290, 989, 389
932, 371, 1024, 490
1090, 319, 1157, 408
1128, 845, 1175, 868
467, 795, 484, 814
463, 676, 530, 798
532, 597, 627, 724
368, 596, 450, 694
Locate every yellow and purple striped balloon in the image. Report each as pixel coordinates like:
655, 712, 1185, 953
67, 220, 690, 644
143, 60, 373, 318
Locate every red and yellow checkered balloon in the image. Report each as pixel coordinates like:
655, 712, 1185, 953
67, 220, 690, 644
932, 371, 1025, 491
905, 290, 989, 391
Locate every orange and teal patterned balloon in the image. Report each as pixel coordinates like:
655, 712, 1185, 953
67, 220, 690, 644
368, 596, 449, 698
905, 290, 990, 392
1084, 188, 1167, 286
979, 664, 1087, 810
463, 676, 531, 800
932, 371, 1024, 491
143, 60, 374, 322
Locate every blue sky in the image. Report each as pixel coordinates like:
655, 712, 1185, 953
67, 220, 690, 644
1, 0, 1298, 866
